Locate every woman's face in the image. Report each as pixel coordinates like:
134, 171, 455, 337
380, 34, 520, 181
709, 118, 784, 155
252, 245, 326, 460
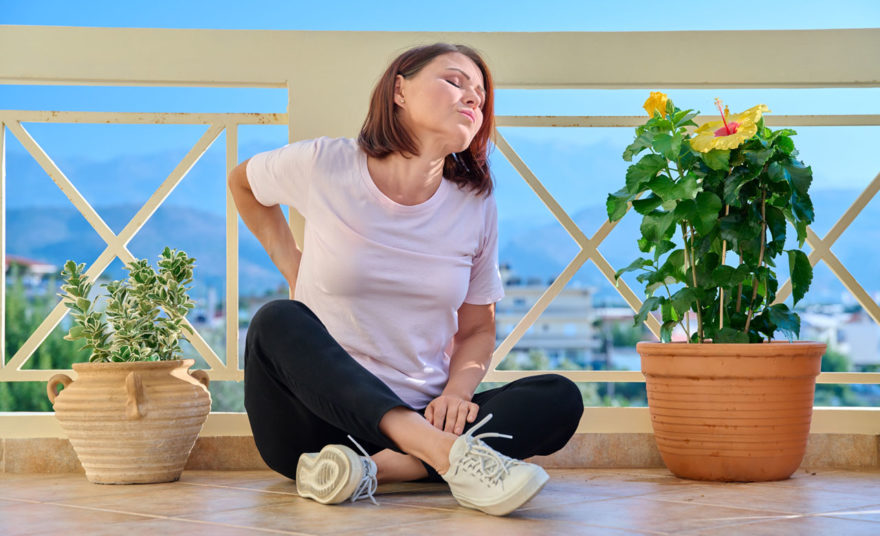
395, 52, 486, 155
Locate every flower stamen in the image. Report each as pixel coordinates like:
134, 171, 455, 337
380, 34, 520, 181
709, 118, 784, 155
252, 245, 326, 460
714, 98, 738, 137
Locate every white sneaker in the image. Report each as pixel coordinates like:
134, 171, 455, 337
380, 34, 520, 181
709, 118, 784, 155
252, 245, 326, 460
295, 435, 378, 506
441, 413, 549, 516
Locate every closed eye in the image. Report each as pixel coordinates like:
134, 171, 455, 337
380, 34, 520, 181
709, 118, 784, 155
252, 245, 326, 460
447, 80, 483, 108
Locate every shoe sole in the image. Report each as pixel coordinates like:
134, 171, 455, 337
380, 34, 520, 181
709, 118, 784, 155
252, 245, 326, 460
295, 445, 362, 504
453, 468, 550, 516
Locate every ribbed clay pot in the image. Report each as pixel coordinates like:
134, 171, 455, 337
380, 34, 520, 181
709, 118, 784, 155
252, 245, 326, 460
637, 341, 825, 482
47, 359, 211, 484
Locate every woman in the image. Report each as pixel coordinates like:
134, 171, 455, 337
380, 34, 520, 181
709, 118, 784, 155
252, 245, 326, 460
228, 43, 583, 517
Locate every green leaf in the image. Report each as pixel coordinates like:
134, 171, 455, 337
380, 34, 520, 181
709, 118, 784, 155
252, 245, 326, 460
614, 258, 653, 281
68, 326, 85, 339
660, 321, 677, 343
767, 161, 787, 183
653, 132, 682, 161
715, 327, 750, 343
75, 297, 91, 313
623, 132, 654, 162
768, 128, 797, 142
711, 265, 737, 287
722, 168, 756, 205
661, 249, 686, 280
673, 109, 699, 128
673, 173, 700, 201
661, 299, 679, 323
673, 199, 696, 221
775, 135, 795, 155
669, 287, 697, 316
791, 190, 815, 225
632, 194, 664, 215
701, 149, 730, 171
634, 296, 663, 326
654, 240, 676, 262
626, 154, 667, 193
783, 160, 812, 196
693, 191, 722, 234
767, 303, 801, 341
646, 175, 681, 202
787, 249, 813, 306
744, 147, 774, 168
606, 188, 633, 221
640, 210, 677, 244
765, 205, 786, 244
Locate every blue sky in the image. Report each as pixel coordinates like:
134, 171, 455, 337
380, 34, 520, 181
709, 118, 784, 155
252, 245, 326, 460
2, 0, 879, 31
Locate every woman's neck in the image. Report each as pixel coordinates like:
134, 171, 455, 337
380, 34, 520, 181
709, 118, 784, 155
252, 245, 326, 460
366, 151, 446, 206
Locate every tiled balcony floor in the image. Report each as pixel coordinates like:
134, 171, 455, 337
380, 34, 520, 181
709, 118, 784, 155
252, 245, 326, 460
1, 468, 879, 535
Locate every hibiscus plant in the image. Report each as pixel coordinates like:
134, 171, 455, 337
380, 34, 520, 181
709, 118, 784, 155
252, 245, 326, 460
59, 247, 197, 362
606, 92, 815, 344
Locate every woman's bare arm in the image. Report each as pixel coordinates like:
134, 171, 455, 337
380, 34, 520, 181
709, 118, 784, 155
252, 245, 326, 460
228, 159, 303, 290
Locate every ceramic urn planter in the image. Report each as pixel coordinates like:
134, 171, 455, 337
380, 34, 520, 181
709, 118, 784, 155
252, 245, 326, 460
47, 359, 211, 484
637, 341, 826, 482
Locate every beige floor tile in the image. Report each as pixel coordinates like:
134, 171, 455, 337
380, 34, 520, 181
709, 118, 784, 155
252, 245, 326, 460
335, 515, 657, 536
4, 469, 879, 535
179, 470, 292, 488
646, 479, 880, 515
684, 514, 880, 535
513, 495, 791, 533
759, 468, 880, 494
0, 498, 151, 536
0, 473, 148, 502
54, 479, 299, 517
178, 495, 467, 534
32, 517, 290, 536
818, 503, 880, 523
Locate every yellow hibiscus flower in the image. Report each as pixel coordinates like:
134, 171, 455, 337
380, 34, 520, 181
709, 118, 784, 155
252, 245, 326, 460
643, 91, 669, 118
690, 99, 770, 153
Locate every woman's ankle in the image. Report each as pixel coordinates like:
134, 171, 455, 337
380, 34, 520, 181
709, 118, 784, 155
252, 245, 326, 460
377, 407, 458, 475
430, 435, 457, 476
372, 449, 429, 484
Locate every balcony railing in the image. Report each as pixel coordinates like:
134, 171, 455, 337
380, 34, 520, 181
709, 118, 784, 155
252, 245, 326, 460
1, 26, 879, 443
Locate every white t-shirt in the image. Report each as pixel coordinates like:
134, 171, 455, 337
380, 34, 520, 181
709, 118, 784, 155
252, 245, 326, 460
246, 136, 505, 408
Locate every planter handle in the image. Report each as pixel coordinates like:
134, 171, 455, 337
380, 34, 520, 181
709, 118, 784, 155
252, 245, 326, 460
125, 371, 147, 419
47, 374, 73, 404
190, 369, 210, 389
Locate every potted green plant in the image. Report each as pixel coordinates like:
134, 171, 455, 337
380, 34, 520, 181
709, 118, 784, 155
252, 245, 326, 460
46, 247, 212, 484
606, 92, 826, 482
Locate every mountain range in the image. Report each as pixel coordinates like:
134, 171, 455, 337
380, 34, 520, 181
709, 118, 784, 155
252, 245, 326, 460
5, 137, 878, 305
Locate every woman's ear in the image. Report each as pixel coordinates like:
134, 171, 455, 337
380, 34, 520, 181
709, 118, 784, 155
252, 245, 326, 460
394, 74, 406, 105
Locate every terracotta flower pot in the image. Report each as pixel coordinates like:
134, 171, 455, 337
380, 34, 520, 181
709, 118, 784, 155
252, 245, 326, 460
47, 359, 211, 484
637, 341, 825, 482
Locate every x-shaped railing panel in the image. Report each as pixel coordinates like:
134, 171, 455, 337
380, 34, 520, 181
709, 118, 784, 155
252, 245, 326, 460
486, 115, 880, 386
1, 119, 227, 381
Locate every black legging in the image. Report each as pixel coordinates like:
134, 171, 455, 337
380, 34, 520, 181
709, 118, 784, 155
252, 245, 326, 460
243, 299, 584, 482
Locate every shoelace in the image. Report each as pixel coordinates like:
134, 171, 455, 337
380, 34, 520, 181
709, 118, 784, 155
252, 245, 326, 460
346, 435, 379, 505
454, 413, 520, 486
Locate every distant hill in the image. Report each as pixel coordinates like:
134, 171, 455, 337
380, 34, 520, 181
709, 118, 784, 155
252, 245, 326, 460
7, 204, 285, 296
498, 190, 880, 304
6, 137, 878, 304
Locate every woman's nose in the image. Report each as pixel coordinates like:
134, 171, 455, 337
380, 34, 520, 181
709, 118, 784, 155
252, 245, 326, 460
463, 89, 479, 108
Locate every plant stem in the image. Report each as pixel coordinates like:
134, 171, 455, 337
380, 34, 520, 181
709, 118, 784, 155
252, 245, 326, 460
719, 204, 730, 330
736, 247, 743, 313
682, 223, 704, 342
743, 189, 767, 334
663, 280, 689, 341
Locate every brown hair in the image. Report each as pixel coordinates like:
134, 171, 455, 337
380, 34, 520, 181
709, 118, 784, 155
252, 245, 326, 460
357, 43, 496, 197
